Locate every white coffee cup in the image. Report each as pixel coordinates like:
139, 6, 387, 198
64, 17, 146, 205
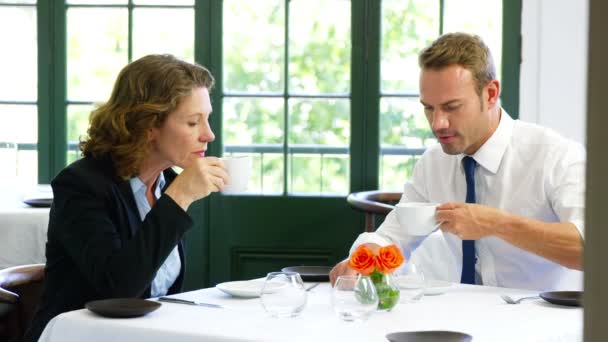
221, 156, 252, 194
395, 202, 440, 236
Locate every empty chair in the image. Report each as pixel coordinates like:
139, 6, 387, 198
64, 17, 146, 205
346, 190, 401, 232
0, 264, 45, 342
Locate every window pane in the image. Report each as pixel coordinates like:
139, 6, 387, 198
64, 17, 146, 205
134, 0, 194, 5
289, 99, 349, 195
289, 154, 349, 195
223, 97, 284, 145
0, 6, 37, 101
0, 104, 37, 144
223, 0, 284, 92
380, 97, 433, 148
17, 150, 37, 185
0, 142, 18, 181
67, 8, 128, 102
289, 0, 350, 94
322, 155, 349, 194
133, 8, 194, 61
257, 153, 283, 195
223, 97, 284, 194
67, 104, 92, 163
0, 0, 36, 3
289, 99, 349, 145
381, 0, 439, 93
0, 105, 37, 183
67, 103, 92, 138
379, 97, 433, 191
67, 0, 127, 4
223, 152, 283, 195
380, 154, 420, 191
289, 154, 321, 194
443, 0, 503, 82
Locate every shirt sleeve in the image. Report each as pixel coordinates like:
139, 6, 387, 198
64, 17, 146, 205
546, 141, 586, 238
348, 154, 431, 258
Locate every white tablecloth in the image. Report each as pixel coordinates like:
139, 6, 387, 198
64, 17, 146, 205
0, 191, 49, 269
39, 283, 582, 342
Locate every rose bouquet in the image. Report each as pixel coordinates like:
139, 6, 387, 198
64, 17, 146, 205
349, 244, 404, 310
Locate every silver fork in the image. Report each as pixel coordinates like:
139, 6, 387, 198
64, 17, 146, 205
501, 294, 540, 304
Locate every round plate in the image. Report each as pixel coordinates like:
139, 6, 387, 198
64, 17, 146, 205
281, 266, 331, 282
216, 280, 284, 298
539, 291, 582, 307
85, 298, 161, 318
386, 331, 472, 342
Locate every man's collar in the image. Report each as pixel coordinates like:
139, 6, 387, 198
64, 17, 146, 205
458, 108, 514, 174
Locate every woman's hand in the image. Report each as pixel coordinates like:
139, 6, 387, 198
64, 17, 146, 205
164, 157, 229, 210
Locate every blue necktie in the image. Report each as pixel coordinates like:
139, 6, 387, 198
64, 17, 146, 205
461, 156, 477, 284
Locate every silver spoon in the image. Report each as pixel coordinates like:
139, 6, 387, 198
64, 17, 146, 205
501, 294, 540, 304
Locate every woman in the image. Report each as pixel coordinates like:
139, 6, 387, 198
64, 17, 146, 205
25, 54, 228, 341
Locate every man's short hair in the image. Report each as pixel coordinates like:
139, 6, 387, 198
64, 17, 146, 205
419, 32, 496, 95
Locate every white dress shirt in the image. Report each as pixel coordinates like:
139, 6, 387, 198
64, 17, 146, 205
129, 173, 181, 297
351, 111, 585, 291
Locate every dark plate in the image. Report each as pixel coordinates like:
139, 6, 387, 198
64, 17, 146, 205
23, 198, 53, 208
281, 266, 332, 282
85, 298, 161, 318
386, 331, 472, 342
540, 291, 582, 307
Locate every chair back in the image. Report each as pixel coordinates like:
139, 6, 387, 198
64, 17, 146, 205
346, 190, 401, 232
0, 264, 45, 342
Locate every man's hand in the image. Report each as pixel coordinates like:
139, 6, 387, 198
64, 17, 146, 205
329, 243, 382, 286
436, 202, 506, 240
329, 260, 356, 286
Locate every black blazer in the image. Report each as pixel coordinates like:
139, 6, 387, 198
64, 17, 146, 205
24, 156, 194, 341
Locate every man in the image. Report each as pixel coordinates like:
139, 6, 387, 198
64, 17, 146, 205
331, 33, 584, 291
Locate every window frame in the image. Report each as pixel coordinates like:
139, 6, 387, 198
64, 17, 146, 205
33, 0, 521, 188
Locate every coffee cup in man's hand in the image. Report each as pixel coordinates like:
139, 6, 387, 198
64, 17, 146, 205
395, 202, 441, 236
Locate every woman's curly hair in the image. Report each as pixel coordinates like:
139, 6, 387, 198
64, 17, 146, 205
79, 54, 214, 180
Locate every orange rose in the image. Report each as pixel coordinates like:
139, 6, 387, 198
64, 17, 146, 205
374, 245, 405, 274
348, 245, 376, 275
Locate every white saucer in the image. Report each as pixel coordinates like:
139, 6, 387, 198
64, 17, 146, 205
215, 280, 284, 298
423, 280, 453, 296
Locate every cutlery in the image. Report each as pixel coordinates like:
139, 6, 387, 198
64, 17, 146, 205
500, 294, 540, 304
158, 296, 225, 309
305, 283, 320, 292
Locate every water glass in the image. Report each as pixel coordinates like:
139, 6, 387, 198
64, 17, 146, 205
331, 275, 378, 322
396, 262, 426, 303
260, 272, 307, 318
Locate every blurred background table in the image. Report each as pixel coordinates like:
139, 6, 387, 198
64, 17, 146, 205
39, 283, 582, 342
0, 185, 50, 269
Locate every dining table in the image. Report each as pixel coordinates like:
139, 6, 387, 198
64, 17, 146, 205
38, 281, 582, 342
0, 185, 50, 269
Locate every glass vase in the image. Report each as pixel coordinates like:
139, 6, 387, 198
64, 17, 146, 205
370, 270, 400, 311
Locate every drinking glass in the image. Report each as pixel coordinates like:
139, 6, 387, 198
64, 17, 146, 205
396, 262, 426, 303
260, 271, 307, 318
331, 275, 378, 322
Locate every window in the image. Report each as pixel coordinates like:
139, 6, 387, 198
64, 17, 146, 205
222, 0, 351, 195
12, 0, 516, 193
65, 0, 194, 163
0, 0, 38, 185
